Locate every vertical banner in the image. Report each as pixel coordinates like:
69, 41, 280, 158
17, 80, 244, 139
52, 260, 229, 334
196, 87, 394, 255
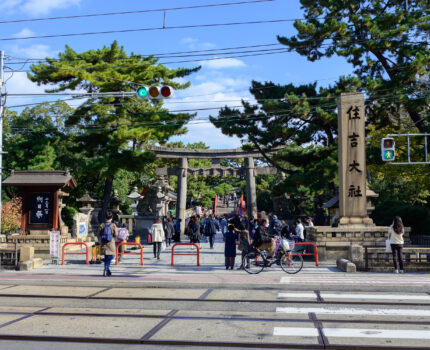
50, 230, 61, 262
338, 93, 367, 224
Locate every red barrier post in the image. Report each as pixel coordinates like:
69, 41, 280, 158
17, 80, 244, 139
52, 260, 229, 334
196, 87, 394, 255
62, 242, 89, 265
115, 242, 143, 265
171, 243, 199, 267
294, 242, 319, 266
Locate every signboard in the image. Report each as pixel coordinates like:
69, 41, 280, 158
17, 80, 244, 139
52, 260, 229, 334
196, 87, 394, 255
78, 222, 87, 237
50, 230, 60, 260
338, 93, 367, 221
30, 192, 50, 224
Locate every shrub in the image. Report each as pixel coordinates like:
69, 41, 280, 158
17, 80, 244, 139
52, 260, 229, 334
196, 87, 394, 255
1, 197, 22, 234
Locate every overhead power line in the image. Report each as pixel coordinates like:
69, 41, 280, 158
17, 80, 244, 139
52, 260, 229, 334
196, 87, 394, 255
0, 19, 303, 42
0, 0, 275, 24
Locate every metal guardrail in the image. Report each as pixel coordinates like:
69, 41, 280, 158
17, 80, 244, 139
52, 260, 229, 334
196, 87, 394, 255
115, 242, 143, 266
171, 243, 200, 267
294, 242, 319, 267
62, 242, 89, 265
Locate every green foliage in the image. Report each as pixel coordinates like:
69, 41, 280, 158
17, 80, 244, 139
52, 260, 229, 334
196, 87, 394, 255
27, 41, 200, 216
279, 0, 429, 132
214, 183, 233, 196
372, 199, 430, 235
62, 206, 78, 229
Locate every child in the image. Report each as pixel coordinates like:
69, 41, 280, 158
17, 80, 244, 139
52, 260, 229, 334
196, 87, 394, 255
224, 224, 238, 270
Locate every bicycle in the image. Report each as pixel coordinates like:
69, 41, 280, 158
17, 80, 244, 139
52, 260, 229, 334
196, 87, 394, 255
242, 239, 303, 274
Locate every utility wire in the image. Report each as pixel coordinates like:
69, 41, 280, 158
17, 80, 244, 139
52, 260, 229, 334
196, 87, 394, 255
0, 0, 275, 24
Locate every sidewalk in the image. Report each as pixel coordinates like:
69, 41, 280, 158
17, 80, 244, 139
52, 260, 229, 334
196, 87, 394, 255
0, 232, 429, 291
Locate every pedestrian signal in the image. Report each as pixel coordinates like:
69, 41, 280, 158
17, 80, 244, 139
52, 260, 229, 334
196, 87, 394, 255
136, 86, 174, 99
381, 137, 395, 161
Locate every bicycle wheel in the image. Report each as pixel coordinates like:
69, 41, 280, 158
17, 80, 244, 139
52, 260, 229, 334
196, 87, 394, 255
280, 252, 303, 274
243, 251, 265, 274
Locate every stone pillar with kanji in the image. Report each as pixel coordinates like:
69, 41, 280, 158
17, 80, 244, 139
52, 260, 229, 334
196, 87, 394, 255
338, 93, 374, 227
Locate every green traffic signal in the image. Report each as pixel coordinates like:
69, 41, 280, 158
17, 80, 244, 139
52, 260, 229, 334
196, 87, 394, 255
384, 150, 394, 160
136, 87, 148, 99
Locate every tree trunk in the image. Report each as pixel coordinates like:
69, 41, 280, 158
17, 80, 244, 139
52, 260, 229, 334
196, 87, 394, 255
98, 176, 114, 223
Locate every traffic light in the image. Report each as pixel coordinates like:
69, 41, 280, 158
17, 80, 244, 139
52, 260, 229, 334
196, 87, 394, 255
381, 137, 395, 161
136, 86, 174, 100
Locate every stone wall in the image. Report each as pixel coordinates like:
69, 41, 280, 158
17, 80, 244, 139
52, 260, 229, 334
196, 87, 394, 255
307, 226, 411, 261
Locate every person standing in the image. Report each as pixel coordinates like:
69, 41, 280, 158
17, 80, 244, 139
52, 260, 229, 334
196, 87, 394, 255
389, 216, 405, 273
295, 219, 305, 242
150, 218, 165, 260
174, 218, 181, 242
98, 212, 118, 277
189, 216, 201, 248
116, 223, 129, 263
224, 224, 238, 270
237, 224, 250, 270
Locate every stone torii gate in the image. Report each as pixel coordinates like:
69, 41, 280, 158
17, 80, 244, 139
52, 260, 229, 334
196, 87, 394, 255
148, 146, 276, 236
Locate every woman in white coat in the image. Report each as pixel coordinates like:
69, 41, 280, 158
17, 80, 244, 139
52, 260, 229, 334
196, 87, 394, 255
151, 218, 165, 260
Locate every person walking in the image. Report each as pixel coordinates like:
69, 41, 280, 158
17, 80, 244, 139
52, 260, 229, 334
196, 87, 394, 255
150, 218, 165, 260
225, 224, 238, 270
98, 211, 118, 277
189, 216, 201, 248
174, 218, 181, 242
389, 216, 405, 273
205, 214, 220, 249
165, 218, 175, 247
220, 216, 227, 239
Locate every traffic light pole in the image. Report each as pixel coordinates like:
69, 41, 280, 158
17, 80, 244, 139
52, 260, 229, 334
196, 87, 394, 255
0, 50, 5, 233
386, 133, 430, 165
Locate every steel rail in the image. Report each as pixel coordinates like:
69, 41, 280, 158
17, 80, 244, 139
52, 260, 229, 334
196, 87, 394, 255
0, 292, 429, 307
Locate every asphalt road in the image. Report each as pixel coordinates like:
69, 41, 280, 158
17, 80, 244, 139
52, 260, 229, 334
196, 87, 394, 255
0, 282, 429, 349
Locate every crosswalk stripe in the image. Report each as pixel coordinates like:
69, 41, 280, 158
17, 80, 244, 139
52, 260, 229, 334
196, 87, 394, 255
277, 292, 430, 301
276, 306, 430, 317
274, 327, 430, 339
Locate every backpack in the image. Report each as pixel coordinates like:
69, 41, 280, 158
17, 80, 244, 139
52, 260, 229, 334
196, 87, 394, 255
101, 223, 113, 242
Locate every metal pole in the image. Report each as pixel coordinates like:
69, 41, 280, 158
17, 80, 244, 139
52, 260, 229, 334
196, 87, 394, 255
425, 136, 428, 163
407, 136, 411, 163
0, 50, 5, 235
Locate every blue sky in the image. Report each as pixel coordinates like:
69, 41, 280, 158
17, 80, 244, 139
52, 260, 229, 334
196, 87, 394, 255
1, 0, 354, 149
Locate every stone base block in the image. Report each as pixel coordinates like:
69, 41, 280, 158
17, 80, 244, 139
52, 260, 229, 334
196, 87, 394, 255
337, 258, 356, 272
33, 258, 43, 269
19, 246, 34, 262
19, 260, 33, 271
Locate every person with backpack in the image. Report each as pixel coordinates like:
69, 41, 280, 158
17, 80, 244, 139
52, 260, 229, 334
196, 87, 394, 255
98, 212, 118, 277
150, 218, 165, 260
204, 214, 220, 249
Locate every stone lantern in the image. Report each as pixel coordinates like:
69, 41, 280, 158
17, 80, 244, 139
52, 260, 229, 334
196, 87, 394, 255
127, 186, 142, 216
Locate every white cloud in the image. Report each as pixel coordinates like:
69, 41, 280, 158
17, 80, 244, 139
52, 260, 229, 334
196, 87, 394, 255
167, 71, 255, 149
0, 0, 81, 16
201, 58, 246, 70
12, 28, 35, 38
21, 0, 81, 16
180, 37, 216, 51
9, 43, 58, 58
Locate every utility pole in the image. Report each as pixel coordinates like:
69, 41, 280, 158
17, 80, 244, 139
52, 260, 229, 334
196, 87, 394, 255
0, 50, 5, 233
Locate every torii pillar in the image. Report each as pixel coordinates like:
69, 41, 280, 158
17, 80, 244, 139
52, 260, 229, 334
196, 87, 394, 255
245, 157, 257, 219
176, 157, 188, 238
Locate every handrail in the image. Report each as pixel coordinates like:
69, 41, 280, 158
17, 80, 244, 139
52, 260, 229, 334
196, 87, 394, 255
62, 242, 89, 265
115, 242, 143, 266
171, 243, 199, 267
294, 242, 319, 267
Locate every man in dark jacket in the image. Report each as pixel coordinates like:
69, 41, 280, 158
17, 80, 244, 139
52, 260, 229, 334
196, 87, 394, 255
253, 219, 276, 259
205, 214, 220, 249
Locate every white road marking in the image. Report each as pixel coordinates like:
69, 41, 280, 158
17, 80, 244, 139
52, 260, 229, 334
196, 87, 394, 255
280, 277, 291, 284
277, 292, 430, 301
320, 293, 430, 301
274, 327, 430, 340
276, 306, 430, 317
278, 292, 316, 299
273, 327, 319, 337
323, 328, 430, 339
